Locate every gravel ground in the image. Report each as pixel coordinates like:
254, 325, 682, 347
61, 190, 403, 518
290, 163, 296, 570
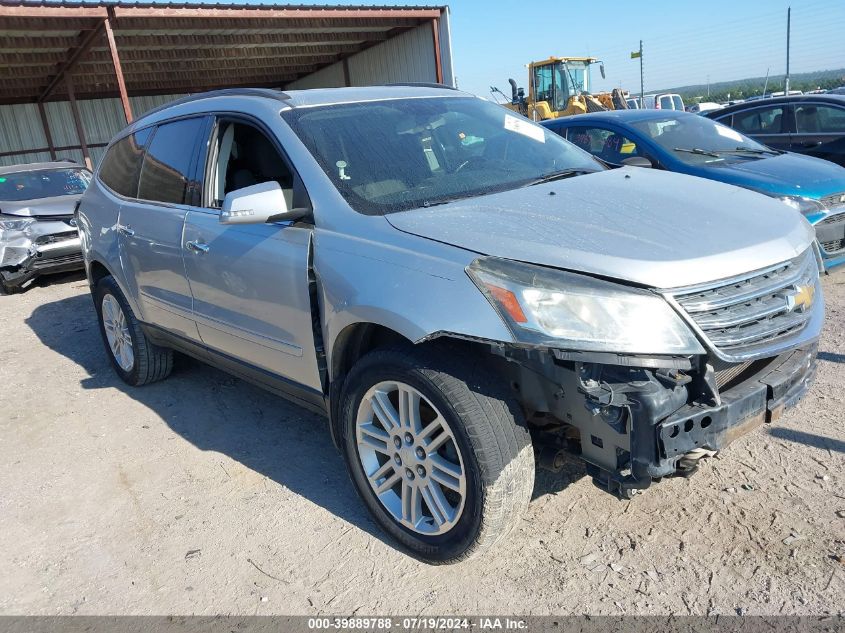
0, 269, 843, 617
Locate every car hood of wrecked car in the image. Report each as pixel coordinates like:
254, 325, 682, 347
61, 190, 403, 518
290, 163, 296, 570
385, 167, 815, 289
0, 194, 81, 217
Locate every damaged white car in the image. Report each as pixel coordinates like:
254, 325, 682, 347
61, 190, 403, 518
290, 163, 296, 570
0, 161, 90, 294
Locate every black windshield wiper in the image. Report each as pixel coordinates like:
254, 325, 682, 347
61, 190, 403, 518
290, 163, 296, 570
526, 168, 597, 186
420, 194, 473, 208
723, 146, 782, 155
673, 147, 721, 158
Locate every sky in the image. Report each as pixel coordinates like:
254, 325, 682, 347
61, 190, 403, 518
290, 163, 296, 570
444, 0, 845, 98
127, 0, 844, 98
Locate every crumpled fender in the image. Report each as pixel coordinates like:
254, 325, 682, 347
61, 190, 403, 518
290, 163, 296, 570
313, 224, 513, 381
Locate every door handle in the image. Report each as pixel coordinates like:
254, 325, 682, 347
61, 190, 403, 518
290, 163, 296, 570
186, 240, 210, 254
117, 224, 135, 237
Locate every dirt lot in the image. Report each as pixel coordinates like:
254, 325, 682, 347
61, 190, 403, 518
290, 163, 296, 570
0, 269, 843, 617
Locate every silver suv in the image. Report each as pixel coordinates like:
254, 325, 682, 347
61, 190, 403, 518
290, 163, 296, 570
79, 86, 823, 562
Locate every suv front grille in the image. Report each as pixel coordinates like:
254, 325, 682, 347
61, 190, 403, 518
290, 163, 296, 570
821, 238, 845, 254
35, 231, 78, 245
667, 249, 818, 358
818, 212, 845, 226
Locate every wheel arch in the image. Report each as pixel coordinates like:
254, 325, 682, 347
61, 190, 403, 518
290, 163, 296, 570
85, 257, 142, 317
87, 259, 112, 288
327, 321, 410, 446
326, 319, 498, 448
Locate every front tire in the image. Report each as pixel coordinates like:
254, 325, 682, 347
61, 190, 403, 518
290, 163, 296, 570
0, 272, 22, 295
94, 275, 173, 386
339, 345, 534, 563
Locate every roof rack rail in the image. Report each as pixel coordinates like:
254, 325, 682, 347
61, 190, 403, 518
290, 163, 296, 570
135, 88, 292, 123
384, 82, 458, 90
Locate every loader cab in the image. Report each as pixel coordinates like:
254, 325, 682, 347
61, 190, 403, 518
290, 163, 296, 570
529, 57, 599, 116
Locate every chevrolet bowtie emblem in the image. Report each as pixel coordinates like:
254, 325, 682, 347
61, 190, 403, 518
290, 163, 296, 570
786, 284, 815, 313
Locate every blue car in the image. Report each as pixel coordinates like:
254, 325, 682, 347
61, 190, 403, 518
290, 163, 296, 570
542, 109, 845, 269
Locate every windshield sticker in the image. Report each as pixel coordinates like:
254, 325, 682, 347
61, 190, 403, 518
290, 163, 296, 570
716, 125, 743, 142
504, 115, 545, 143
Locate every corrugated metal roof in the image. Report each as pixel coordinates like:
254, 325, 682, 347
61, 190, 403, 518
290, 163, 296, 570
1, 1, 443, 8
0, 0, 446, 104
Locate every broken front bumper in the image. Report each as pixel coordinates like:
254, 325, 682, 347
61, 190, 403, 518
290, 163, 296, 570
0, 221, 83, 288
658, 345, 817, 460
600, 344, 819, 495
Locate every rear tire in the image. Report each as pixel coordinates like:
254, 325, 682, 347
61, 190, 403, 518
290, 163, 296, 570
339, 344, 534, 563
94, 275, 173, 386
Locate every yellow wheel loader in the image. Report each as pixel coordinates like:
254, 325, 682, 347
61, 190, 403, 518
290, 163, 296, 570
493, 57, 629, 120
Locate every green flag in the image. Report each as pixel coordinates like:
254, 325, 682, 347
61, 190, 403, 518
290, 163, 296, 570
630, 51, 641, 59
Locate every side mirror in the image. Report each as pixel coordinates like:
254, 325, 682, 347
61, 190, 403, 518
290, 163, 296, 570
621, 156, 653, 168
220, 181, 307, 225
599, 63, 606, 80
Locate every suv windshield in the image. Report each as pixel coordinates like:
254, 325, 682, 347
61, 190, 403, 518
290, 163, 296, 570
282, 96, 601, 214
630, 115, 773, 165
0, 167, 91, 202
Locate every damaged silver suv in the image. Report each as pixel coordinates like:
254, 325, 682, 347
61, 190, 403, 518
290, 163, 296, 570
79, 86, 823, 562
0, 161, 89, 294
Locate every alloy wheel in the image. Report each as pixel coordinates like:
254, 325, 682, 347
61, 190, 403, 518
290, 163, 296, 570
356, 381, 467, 536
102, 294, 134, 372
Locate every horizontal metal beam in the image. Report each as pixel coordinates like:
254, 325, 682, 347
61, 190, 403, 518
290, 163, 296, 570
130, 61, 320, 75
111, 17, 425, 33
107, 31, 388, 51
0, 61, 321, 81
0, 47, 349, 67
90, 70, 301, 88
0, 79, 296, 105
0, 17, 106, 31
0, 142, 108, 160
111, 6, 442, 20
1, 29, 385, 53
115, 27, 392, 39
34, 70, 302, 94
0, 5, 108, 18
88, 45, 353, 62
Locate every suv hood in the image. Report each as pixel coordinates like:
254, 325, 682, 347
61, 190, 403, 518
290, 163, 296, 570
0, 194, 80, 217
386, 168, 815, 289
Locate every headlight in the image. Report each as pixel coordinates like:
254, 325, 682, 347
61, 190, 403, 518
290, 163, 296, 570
467, 257, 705, 355
778, 195, 826, 217
0, 215, 35, 232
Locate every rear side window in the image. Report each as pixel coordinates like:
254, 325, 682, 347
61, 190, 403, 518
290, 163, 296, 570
138, 118, 204, 205
98, 127, 152, 198
795, 104, 845, 133
733, 106, 785, 134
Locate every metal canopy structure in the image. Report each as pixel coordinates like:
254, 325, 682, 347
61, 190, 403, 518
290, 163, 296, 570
0, 1, 448, 167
